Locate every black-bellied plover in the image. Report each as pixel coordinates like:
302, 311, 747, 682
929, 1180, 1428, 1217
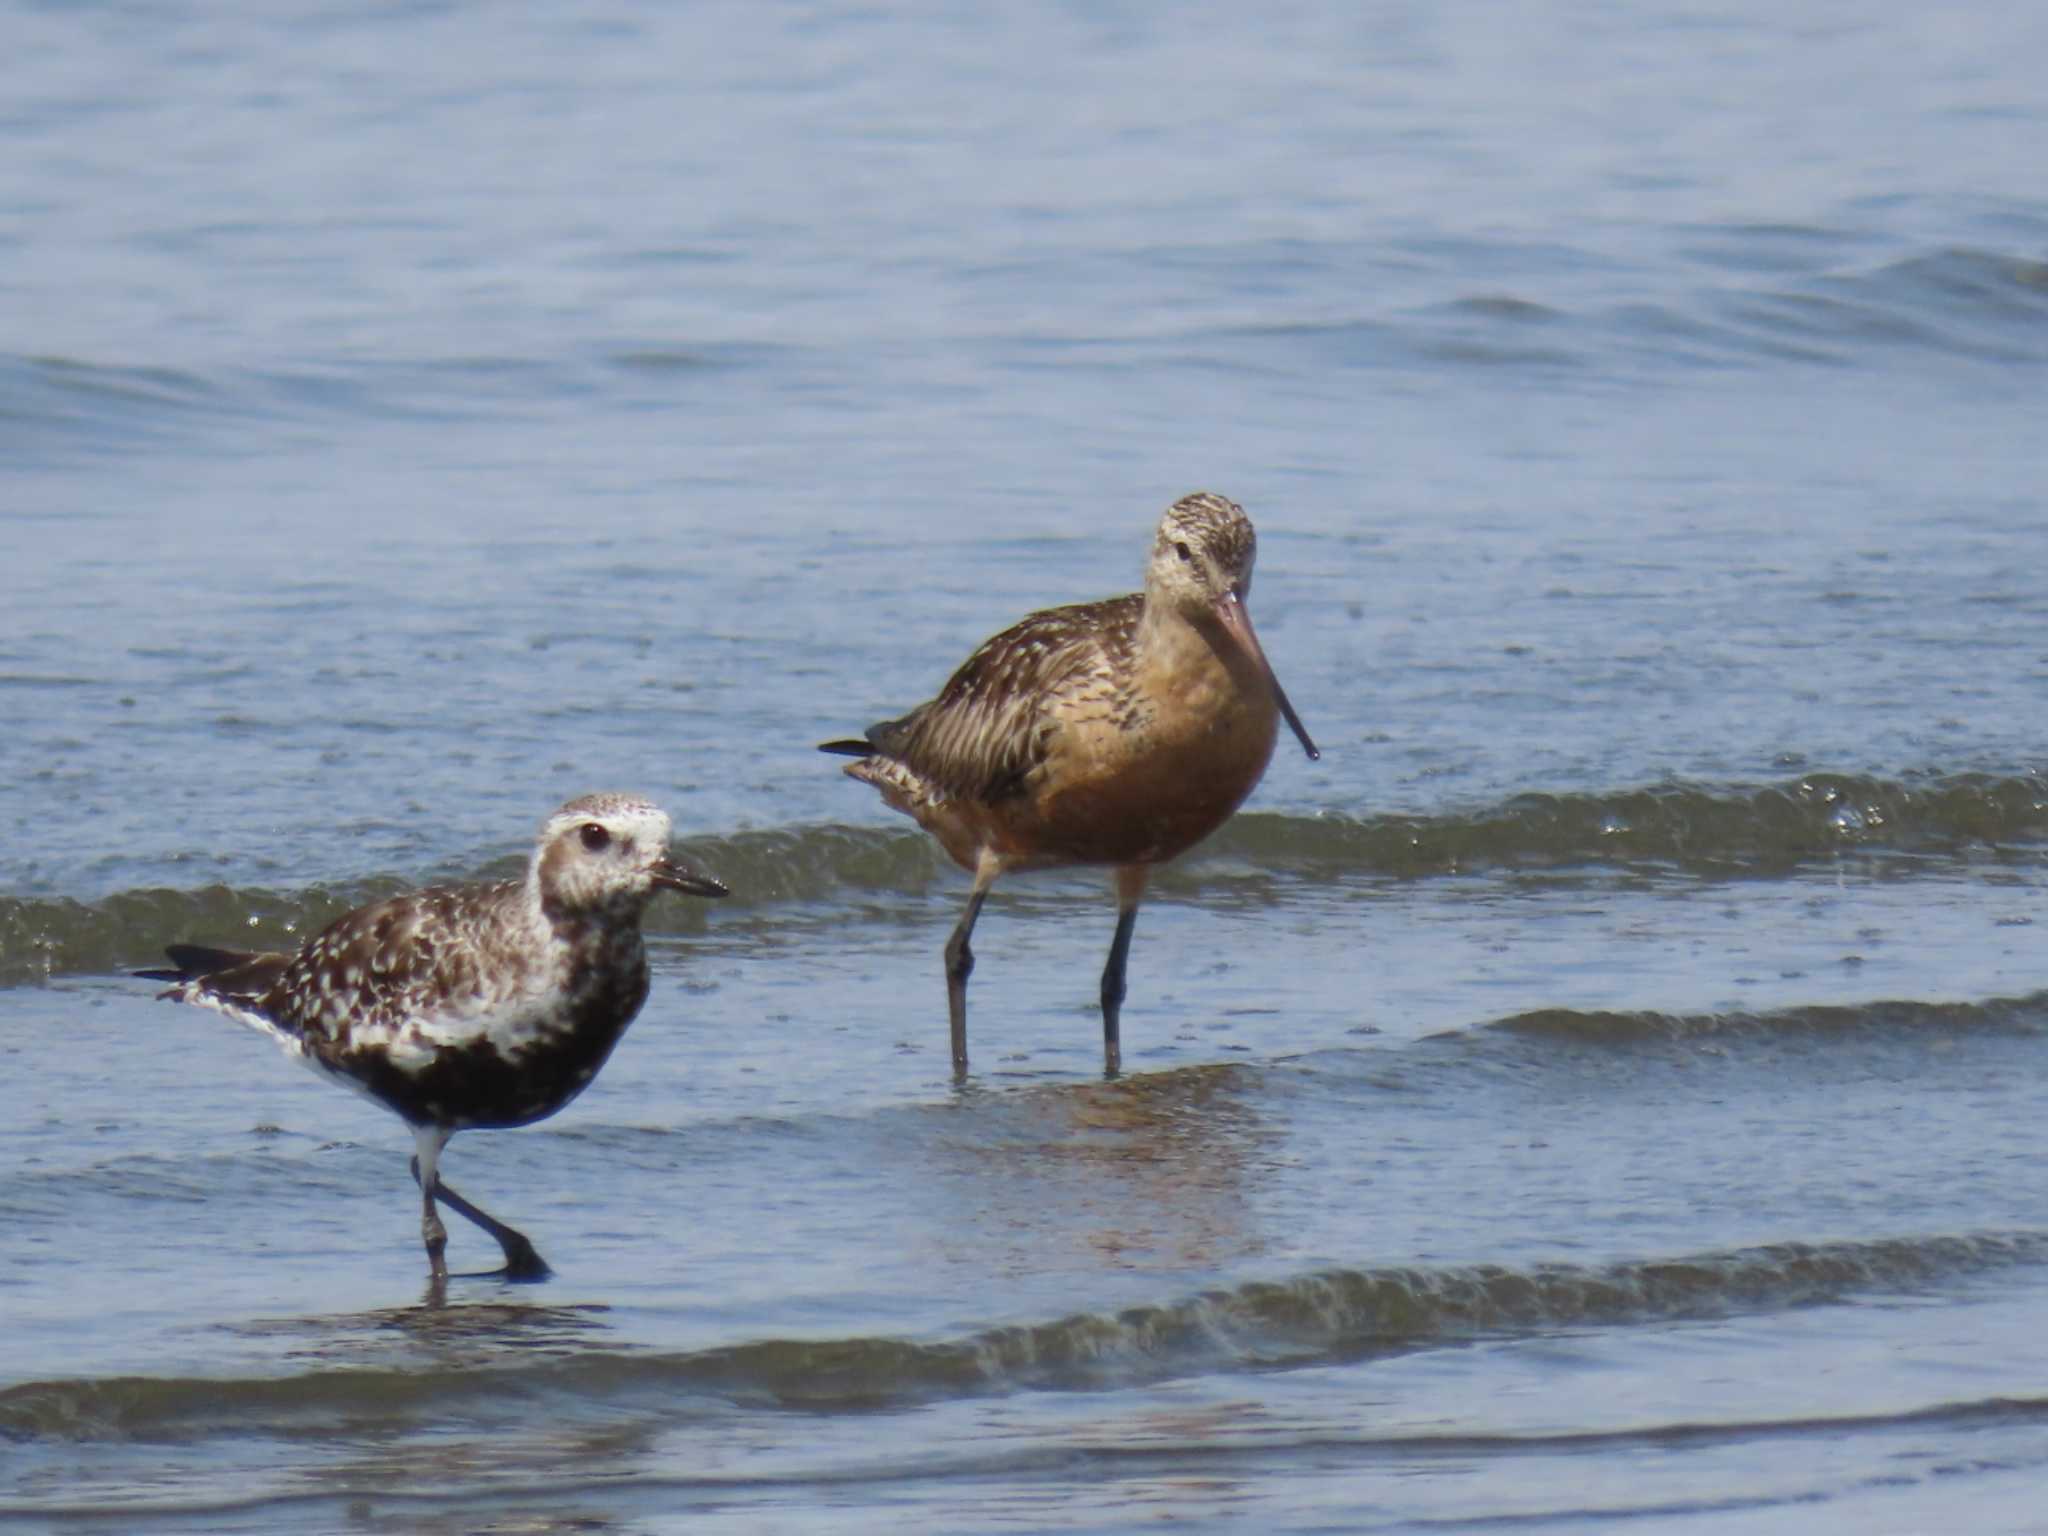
140, 792, 727, 1284
821, 492, 1317, 1077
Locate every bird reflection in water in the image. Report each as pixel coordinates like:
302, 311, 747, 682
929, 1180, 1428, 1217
935, 1061, 1276, 1276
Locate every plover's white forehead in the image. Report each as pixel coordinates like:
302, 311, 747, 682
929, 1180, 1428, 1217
543, 792, 672, 841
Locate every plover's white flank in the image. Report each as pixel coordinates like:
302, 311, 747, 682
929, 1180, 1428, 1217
821, 492, 1317, 1077
141, 792, 727, 1284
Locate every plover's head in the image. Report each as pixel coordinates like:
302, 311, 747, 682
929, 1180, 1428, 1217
1142, 492, 1319, 762
532, 793, 729, 917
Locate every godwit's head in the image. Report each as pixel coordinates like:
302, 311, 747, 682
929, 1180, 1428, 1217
1145, 492, 1319, 761
531, 792, 729, 918
1147, 491, 1260, 606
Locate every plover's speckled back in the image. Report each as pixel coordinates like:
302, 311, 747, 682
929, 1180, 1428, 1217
821, 492, 1317, 1077
141, 792, 728, 1285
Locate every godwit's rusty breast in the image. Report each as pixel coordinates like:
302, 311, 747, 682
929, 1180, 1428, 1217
843, 493, 1312, 872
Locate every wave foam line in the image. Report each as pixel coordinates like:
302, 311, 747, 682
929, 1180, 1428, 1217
7, 772, 2046, 984
5, 1229, 2041, 1443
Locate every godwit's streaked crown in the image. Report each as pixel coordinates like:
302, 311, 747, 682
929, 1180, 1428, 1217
1146, 491, 1259, 613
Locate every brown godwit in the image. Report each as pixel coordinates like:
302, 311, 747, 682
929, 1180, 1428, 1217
821, 491, 1318, 1077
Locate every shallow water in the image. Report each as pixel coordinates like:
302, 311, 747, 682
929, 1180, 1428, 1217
6, 2, 2048, 1531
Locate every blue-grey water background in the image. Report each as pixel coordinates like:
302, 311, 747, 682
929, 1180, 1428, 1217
6, 3, 2048, 1531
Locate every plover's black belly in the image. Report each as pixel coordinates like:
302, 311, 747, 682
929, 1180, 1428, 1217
321, 970, 650, 1131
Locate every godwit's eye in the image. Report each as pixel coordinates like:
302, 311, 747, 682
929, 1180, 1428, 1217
580, 823, 611, 852
1174, 541, 1193, 562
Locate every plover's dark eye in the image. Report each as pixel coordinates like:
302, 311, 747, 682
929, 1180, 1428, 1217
580, 823, 611, 852
1174, 541, 1193, 562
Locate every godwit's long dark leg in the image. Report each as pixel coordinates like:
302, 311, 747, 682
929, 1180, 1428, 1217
409, 1142, 550, 1282
944, 851, 1005, 1075
1100, 865, 1151, 1077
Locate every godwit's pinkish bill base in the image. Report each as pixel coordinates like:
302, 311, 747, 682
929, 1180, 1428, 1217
822, 492, 1318, 1077
139, 793, 728, 1287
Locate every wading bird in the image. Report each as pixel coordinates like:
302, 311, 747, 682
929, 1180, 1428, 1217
141, 793, 726, 1283
822, 492, 1317, 1076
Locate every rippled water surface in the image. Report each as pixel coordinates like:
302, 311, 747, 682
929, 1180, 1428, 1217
6, 3, 2048, 1532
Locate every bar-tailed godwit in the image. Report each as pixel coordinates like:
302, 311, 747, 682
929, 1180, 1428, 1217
822, 492, 1317, 1076
139, 793, 728, 1286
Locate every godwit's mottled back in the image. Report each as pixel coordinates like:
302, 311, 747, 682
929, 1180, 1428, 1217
822, 492, 1317, 1075
139, 793, 728, 1287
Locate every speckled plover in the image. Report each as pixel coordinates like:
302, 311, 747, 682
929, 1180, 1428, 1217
141, 792, 727, 1284
821, 492, 1317, 1077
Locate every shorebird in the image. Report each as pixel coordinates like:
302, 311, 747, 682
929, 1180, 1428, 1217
139, 793, 727, 1284
821, 491, 1317, 1076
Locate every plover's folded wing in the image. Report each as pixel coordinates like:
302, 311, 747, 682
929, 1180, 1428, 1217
261, 884, 546, 1055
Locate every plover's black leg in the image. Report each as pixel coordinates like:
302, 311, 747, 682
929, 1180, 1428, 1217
409, 1154, 551, 1281
412, 1131, 453, 1281
423, 1166, 551, 1281
421, 1186, 449, 1280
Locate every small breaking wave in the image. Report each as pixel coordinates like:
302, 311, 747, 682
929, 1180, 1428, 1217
4, 772, 2045, 984
3, 1228, 2040, 1444
1173, 243, 2048, 377
0, 344, 773, 467
1200, 770, 2048, 882
1484, 993, 2048, 1048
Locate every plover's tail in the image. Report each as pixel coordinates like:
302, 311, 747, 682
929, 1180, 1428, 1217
136, 944, 261, 983
137, 944, 291, 1005
141, 943, 316, 1062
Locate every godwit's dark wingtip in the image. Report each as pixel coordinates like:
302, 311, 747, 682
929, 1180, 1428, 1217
818, 739, 873, 757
